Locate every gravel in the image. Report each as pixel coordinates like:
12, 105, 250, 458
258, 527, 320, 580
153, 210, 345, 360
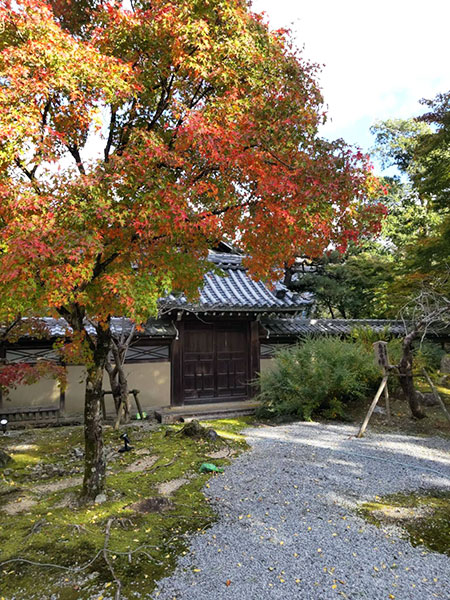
151, 422, 450, 600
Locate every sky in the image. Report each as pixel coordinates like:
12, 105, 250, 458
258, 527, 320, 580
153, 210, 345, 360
252, 0, 450, 173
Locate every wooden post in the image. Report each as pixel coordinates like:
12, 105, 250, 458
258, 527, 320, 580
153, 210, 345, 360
383, 382, 391, 423
100, 392, 107, 421
0, 344, 5, 409
357, 376, 388, 438
132, 389, 144, 420
373, 341, 390, 370
422, 368, 450, 423
170, 322, 183, 406
59, 388, 66, 414
373, 340, 391, 422
249, 320, 260, 398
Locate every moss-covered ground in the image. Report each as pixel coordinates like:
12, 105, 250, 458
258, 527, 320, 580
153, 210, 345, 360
360, 490, 450, 556
0, 418, 253, 600
352, 375, 450, 556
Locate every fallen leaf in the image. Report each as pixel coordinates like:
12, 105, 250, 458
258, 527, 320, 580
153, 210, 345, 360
226, 579, 231, 587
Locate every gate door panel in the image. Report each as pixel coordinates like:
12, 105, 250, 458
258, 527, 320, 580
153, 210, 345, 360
182, 323, 249, 403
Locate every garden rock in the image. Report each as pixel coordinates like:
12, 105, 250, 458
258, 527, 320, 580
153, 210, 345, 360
94, 493, 107, 504
440, 354, 450, 373
176, 420, 212, 439
70, 447, 83, 459
0, 449, 12, 467
416, 390, 439, 407
129, 497, 173, 514
440, 374, 450, 387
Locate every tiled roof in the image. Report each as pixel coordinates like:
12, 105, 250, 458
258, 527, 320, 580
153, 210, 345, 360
4, 316, 448, 344
163, 251, 313, 313
4, 317, 176, 340
261, 317, 446, 338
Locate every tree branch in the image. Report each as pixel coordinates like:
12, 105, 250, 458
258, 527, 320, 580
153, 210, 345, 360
14, 157, 42, 194
147, 74, 174, 132
66, 144, 86, 175
115, 98, 138, 156
0, 315, 22, 342
104, 107, 117, 163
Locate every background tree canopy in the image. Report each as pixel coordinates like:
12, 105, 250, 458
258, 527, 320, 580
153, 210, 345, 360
291, 89, 450, 317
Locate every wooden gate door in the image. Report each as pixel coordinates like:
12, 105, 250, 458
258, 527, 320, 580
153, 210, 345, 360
182, 322, 249, 404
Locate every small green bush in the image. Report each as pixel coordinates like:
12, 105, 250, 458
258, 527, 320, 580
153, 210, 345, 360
415, 342, 445, 373
351, 324, 392, 345
256, 337, 381, 421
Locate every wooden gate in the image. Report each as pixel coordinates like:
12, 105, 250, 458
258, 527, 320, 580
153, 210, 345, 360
181, 322, 249, 404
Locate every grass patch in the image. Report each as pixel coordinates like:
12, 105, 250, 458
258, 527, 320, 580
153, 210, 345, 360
0, 417, 252, 599
360, 490, 450, 556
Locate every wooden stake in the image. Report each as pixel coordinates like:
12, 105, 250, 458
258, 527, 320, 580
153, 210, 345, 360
357, 375, 388, 438
422, 368, 450, 423
383, 380, 391, 424
132, 389, 144, 420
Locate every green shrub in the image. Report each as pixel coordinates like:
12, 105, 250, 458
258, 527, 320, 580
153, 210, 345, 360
351, 324, 392, 345
415, 342, 445, 373
256, 337, 381, 421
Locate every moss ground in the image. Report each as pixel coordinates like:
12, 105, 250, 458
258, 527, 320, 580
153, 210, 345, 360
350, 374, 450, 557
360, 490, 450, 556
0, 417, 253, 600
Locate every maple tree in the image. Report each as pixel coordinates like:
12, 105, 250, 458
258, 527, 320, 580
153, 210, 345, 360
0, 0, 384, 501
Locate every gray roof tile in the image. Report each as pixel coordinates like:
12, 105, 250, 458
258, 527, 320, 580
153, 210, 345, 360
164, 251, 313, 313
3, 317, 176, 340
261, 318, 447, 338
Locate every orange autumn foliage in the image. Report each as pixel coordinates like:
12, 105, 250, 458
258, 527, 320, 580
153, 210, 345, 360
0, 0, 384, 327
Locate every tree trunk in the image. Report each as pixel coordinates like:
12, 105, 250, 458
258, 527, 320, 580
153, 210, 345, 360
105, 361, 121, 414
327, 302, 335, 319
118, 372, 130, 423
398, 331, 426, 419
106, 322, 136, 429
56, 305, 112, 503
113, 368, 130, 430
81, 361, 106, 501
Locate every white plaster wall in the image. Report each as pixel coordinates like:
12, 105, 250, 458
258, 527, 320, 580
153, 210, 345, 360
4, 379, 60, 409
63, 363, 170, 415
2, 362, 171, 416
259, 357, 276, 373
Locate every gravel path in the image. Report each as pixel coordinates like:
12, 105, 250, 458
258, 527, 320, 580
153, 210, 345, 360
151, 422, 450, 600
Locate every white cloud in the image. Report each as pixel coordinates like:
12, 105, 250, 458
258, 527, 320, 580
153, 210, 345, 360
252, 0, 450, 147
